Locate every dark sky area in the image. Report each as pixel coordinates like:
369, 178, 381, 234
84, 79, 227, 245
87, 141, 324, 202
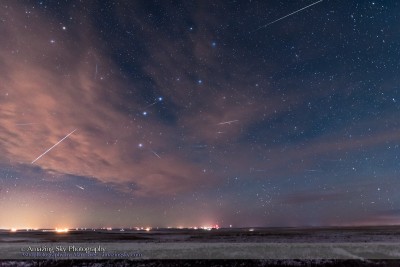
0, 0, 399, 229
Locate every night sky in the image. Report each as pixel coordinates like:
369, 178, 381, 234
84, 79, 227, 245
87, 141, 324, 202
1, 0, 399, 229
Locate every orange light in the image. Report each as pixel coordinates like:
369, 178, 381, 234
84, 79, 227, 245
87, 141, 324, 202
10, 228, 17, 232
55, 228, 69, 233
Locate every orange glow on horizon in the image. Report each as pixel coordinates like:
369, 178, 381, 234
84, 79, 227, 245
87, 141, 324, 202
55, 228, 69, 233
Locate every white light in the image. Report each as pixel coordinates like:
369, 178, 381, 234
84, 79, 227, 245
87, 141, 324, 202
138, 143, 143, 148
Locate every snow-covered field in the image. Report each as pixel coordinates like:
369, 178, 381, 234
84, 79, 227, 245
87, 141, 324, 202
1, 226, 399, 266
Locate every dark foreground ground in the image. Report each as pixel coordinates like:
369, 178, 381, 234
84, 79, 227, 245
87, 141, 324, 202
1, 226, 399, 266
2, 259, 400, 267
1, 225, 400, 243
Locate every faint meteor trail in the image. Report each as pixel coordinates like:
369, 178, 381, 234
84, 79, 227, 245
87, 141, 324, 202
144, 97, 163, 109
31, 129, 77, 164
217, 120, 239, 125
76, 185, 85, 190
144, 101, 158, 108
150, 150, 161, 158
253, 0, 323, 32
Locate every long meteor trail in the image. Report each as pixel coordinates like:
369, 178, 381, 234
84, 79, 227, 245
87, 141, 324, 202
31, 129, 77, 164
253, 0, 323, 32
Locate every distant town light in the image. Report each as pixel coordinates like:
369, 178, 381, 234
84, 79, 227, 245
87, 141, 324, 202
55, 228, 69, 233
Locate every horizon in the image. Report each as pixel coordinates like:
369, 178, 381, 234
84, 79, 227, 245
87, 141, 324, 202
2, 223, 400, 232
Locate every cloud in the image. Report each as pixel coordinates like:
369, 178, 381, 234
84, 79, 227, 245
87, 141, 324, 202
0, 4, 214, 196
1, 2, 398, 200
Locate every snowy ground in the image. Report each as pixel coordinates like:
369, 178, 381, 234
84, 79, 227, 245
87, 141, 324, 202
1, 226, 399, 266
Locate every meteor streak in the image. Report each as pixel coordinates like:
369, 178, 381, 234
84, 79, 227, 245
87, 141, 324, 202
143, 97, 163, 109
144, 101, 157, 108
76, 185, 85, 190
150, 150, 161, 158
217, 120, 239, 125
31, 129, 77, 164
253, 0, 323, 32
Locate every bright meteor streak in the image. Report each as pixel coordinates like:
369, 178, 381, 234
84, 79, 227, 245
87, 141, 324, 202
253, 0, 323, 32
76, 185, 85, 190
31, 129, 77, 164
